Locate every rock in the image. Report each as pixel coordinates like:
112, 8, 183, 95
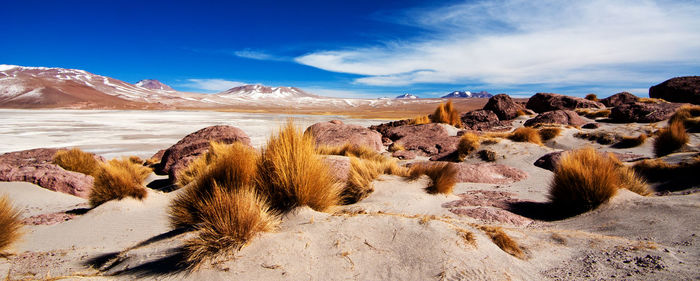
384, 124, 460, 157
0, 148, 94, 198
305, 120, 383, 152
600, 92, 639, 107
483, 94, 525, 120
609, 102, 683, 123
392, 150, 416, 160
582, 123, 600, 129
523, 110, 590, 127
649, 76, 700, 104
442, 162, 528, 184
535, 151, 647, 171
155, 125, 251, 181
448, 207, 533, 227
368, 119, 411, 138
460, 110, 511, 131
526, 93, 605, 113
322, 156, 350, 183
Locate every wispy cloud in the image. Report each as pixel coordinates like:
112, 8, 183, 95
233, 49, 276, 60
180, 79, 247, 92
295, 0, 700, 88
301, 87, 389, 98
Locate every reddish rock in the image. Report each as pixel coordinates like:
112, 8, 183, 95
649, 76, 700, 104
460, 110, 511, 131
449, 207, 533, 227
609, 102, 683, 123
368, 119, 411, 138
412, 161, 527, 184
600, 92, 639, 107
154, 125, 251, 180
523, 110, 589, 127
384, 124, 459, 157
322, 156, 350, 183
0, 148, 94, 198
443, 190, 532, 226
305, 120, 383, 151
483, 94, 525, 120
392, 150, 416, 160
526, 93, 605, 113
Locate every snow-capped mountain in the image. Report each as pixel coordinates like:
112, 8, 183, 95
134, 79, 174, 91
395, 93, 418, 99
441, 90, 492, 98
217, 84, 322, 100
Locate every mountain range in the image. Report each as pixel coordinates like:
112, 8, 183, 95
441, 91, 492, 98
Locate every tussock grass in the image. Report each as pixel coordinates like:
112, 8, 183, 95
508, 127, 542, 145
89, 158, 152, 207
584, 94, 598, 101
574, 131, 620, 145
184, 186, 279, 270
478, 150, 496, 162
479, 226, 524, 258
53, 148, 101, 176
653, 121, 689, 157
618, 166, 651, 196
431, 100, 461, 127
612, 134, 647, 148
343, 155, 409, 204
408, 162, 458, 194
0, 195, 22, 256
575, 108, 611, 119
516, 109, 528, 117
128, 156, 144, 165
633, 157, 699, 184
318, 143, 380, 160
388, 142, 405, 152
669, 105, 700, 132
538, 127, 562, 141
170, 143, 259, 229
457, 133, 480, 161
176, 142, 251, 188
638, 97, 668, 104
256, 121, 343, 213
409, 115, 430, 125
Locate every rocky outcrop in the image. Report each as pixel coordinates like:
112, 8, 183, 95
384, 124, 459, 157
600, 92, 639, 107
154, 125, 251, 181
392, 150, 416, 160
368, 119, 411, 139
0, 148, 94, 198
306, 120, 383, 151
649, 76, 700, 104
609, 102, 683, 123
526, 93, 605, 113
523, 110, 589, 127
483, 94, 524, 120
460, 110, 511, 131
413, 161, 528, 184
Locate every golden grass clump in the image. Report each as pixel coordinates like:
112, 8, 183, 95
618, 166, 651, 196
388, 142, 405, 152
53, 148, 101, 176
638, 97, 668, 104
613, 134, 647, 148
0, 195, 22, 256
344, 157, 382, 204
256, 121, 343, 213
508, 127, 542, 145
457, 132, 480, 160
431, 100, 461, 127
169, 142, 259, 229
479, 226, 524, 258
632, 157, 699, 185
408, 162, 458, 194
176, 141, 247, 188
318, 143, 381, 160
410, 115, 431, 125
575, 108, 611, 119
584, 93, 598, 101
669, 105, 700, 132
653, 120, 689, 157
89, 158, 152, 207
183, 186, 279, 270
516, 109, 528, 117
538, 127, 562, 141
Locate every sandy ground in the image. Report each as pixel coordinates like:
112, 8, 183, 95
0, 112, 698, 280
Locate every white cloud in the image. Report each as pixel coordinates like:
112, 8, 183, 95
234, 49, 275, 60
180, 79, 247, 92
301, 87, 389, 98
295, 0, 700, 87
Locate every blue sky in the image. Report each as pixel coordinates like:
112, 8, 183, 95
2, 0, 699, 98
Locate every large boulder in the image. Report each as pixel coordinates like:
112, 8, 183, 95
526, 93, 605, 113
0, 148, 94, 198
523, 110, 590, 127
306, 120, 382, 151
483, 94, 525, 120
460, 110, 511, 131
322, 155, 350, 183
609, 102, 683, 123
649, 76, 700, 104
384, 124, 459, 157
154, 125, 251, 181
368, 119, 411, 138
600, 92, 639, 107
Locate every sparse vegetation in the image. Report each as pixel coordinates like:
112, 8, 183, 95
612, 134, 647, 148
0, 195, 22, 256
575, 108, 611, 119
669, 105, 700, 132
538, 127, 562, 141
638, 97, 668, 104
574, 131, 621, 145
176, 142, 249, 188
508, 127, 542, 145
89, 158, 152, 207
409, 115, 430, 125
618, 166, 651, 196
343, 157, 382, 204
457, 133, 480, 161
318, 143, 381, 160
633, 157, 699, 188
408, 162, 458, 194
479, 226, 524, 258
478, 150, 496, 162
653, 120, 689, 157
431, 100, 461, 127
584, 94, 598, 101
53, 148, 101, 176
388, 142, 405, 152
256, 121, 343, 213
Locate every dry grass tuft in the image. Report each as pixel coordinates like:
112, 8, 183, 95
0, 195, 22, 256
409, 115, 431, 125
176, 142, 251, 188
584, 93, 598, 101
669, 105, 700, 132
457, 229, 476, 246
170, 142, 259, 229
431, 100, 461, 127
184, 186, 279, 270
479, 226, 524, 258
653, 121, 689, 157
575, 108, 611, 119
538, 127, 562, 141
343, 157, 382, 204
632, 157, 699, 186
388, 142, 405, 152
508, 127, 543, 145
457, 133, 480, 161
478, 150, 497, 162
128, 156, 144, 165
256, 121, 343, 213
638, 97, 668, 104
613, 134, 647, 148
89, 158, 152, 207
516, 109, 528, 117
408, 162, 458, 194
53, 148, 101, 176
574, 131, 620, 145
618, 166, 651, 196
318, 143, 381, 160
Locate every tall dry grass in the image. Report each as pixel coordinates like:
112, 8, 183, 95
0, 195, 22, 256
431, 100, 461, 127
457, 133, 480, 161
669, 105, 700, 132
89, 158, 152, 207
613, 134, 647, 148
653, 121, 689, 157
410, 115, 431, 125
53, 148, 101, 176
508, 127, 543, 145
538, 127, 562, 142
317, 143, 380, 160
176, 142, 249, 188
575, 108, 611, 119
343, 157, 383, 204
408, 162, 458, 194
255, 121, 343, 213
584, 93, 598, 101
633, 157, 699, 185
